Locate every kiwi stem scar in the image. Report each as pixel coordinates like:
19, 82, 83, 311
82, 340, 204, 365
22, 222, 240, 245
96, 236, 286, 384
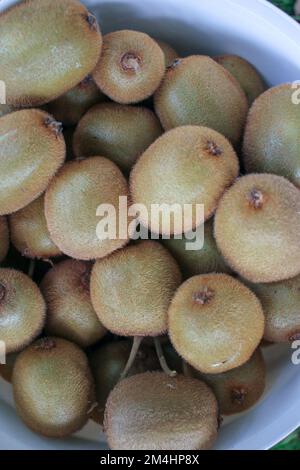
120, 336, 144, 381
154, 337, 177, 377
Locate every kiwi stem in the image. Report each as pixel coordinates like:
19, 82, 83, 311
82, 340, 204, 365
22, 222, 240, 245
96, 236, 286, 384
154, 337, 177, 377
120, 336, 144, 381
28, 259, 36, 278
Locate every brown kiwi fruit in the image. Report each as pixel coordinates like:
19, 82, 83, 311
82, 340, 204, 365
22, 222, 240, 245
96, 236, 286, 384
0, 352, 18, 383
9, 194, 61, 260
90, 241, 182, 337
47, 75, 105, 127
73, 103, 163, 173
40, 259, 106, 348
104, 371, 219, 450
130, 126, 239, 235
243, 84, 300, 188
168, 273, 265, 374
162, 218, 231, 278
0, 0, 102, 106
93, 30, 165, 104
214, 174, 300, 283
0, 268, 46, 353
214, 55, 266, 105
154, 55, 248, 145
89, 340, 160, 425
12, 337, 94, 437
195, 349, 266, 415
246, 275, 300, 343
156, 39, 179, 67
0, 109, 65, 215
45, 157, 129, 260
0, 216, 9, 263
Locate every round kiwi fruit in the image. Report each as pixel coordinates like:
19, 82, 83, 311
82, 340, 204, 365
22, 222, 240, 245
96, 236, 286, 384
154, 55, 248, 145
0, 216, 9, 263
214, 55, 266, 105
104, 371, 219, 450
0, 0, 102, 106
130, 126, 239, 235
0, 352, 18, 383
243, 84, 300, 187
195, 349, 266, 415
12, 337, 94, 437
0, 109, 65, 215
45, 157, 129, 260
162, 218, 231, 278
156, 39, 179, 67
214, 174, 300, 283
90, 241, 182, 337
93, 30, 165, 104
0, 268, 46, 353
40, 259, 106, 348
73, 103, 163, 173
168, 273, 265, 374
89, 340, 160, 425
48, 75, 105, 127
9, 194, 61, 260
246, 275, 300, 343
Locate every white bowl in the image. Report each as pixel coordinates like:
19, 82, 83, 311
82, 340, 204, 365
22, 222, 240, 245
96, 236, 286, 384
1, 0, 300, 451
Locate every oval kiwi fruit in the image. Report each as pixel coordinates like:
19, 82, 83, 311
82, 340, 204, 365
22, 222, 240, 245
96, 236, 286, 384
243, 84, 300, 187
214, 55, 266, 105
214, 174, 300, 283
45, 157, 129, 260
104, 371, 219, 450
47, 75, 105, 127
93, 30, 165, 104
89, 340, 159, 425
196, 349, 266, 415
0, 0, 102, 106
156, 39, 179, 67
90, 241, 182, 337
246, 275, 300, 343
162, 218, 231, 278
0, 268, 46, 353
40, 259, 106, 348
130, 126, 239, 235
168, 273, 265, 374
0, 109, 65, 215
154, 55, 248, 145
0, 352, 18, 383
0, 216, 9, 263
73, 103, 163, 173
9, 194, 61, 259
12, 337, 94, 438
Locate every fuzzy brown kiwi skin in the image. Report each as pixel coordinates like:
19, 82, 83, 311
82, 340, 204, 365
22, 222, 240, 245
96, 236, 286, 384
0, 216, 9, 263
0, 0, 103, 107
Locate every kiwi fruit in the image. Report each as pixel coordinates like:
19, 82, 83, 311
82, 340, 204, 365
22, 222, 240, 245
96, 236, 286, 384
9, 194, 61, 260
0, 268, 46, 353
162, 218, 231, 278
154, 55, 248, 145
246, 275, 300, 343
40, 259, 106, 348
243, 84, 300, 187
90, 241, 182, 337
0, 352, 18, 383
156, 40, 179, 67
12, 337, 94, 437
47, 75, 105, 127
73, 103, 163, 173
45, 157, 129, 260
93, 30, 165, 104
89, 340, 160, 425
214, 55, 266, 105
168, 273, 265, 374
104, 371, 219, 450
195, 349, 266, 415
0, 216, 9, 263
214, 174, 300, 283
0, 109, 65, 215
0, 0, 102, 106
130, 126, 239, 235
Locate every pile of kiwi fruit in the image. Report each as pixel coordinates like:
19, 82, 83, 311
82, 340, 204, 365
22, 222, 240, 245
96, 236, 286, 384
0, 0, 299, 451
